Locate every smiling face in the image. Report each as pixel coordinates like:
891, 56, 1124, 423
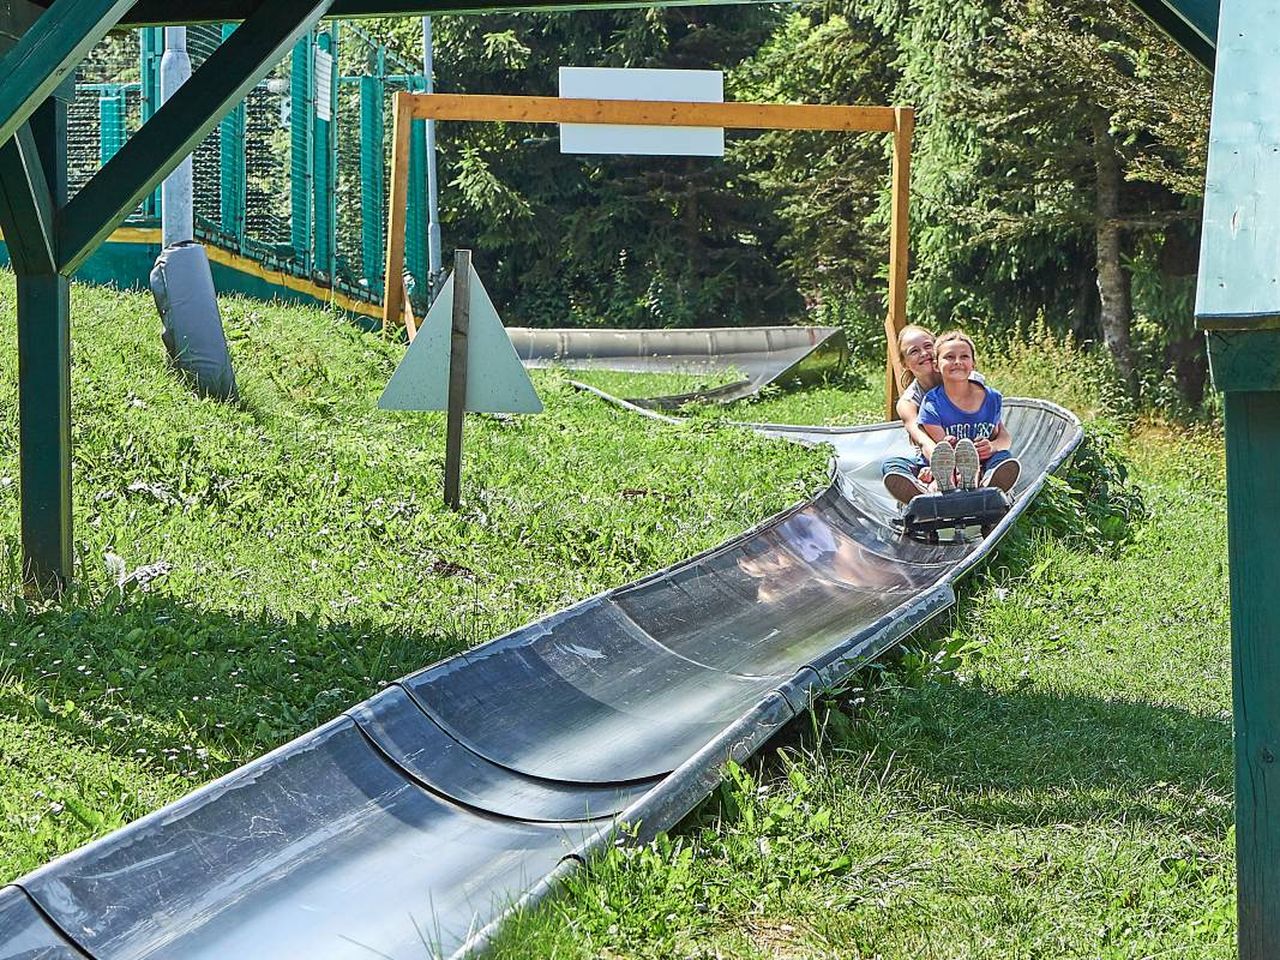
936, 336, 976, 383
899, 328, 937, 384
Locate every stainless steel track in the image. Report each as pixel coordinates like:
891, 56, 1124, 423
1, 328, 1081, 960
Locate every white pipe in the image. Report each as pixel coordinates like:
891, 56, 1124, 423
161, 26, 194, 247
422, 17, 443, 296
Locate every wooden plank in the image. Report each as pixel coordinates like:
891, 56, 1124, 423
0, 122, 55, 273
1195, 0, 1280, 330
1126, 0, 1217, 69
884, 106, 913, 419
403, 279, 417, 343
57, 0, 335, 275
1222, 386, 1280, 960
406, 93, 899, 132
381, 90, 413, 332
443, 250, 471, 511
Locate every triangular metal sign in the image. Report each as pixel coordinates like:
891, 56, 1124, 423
379, 265, 542, 414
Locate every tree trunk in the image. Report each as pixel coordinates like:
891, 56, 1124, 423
1092, 110, 1138, 397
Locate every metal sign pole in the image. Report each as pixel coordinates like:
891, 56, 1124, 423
443, 249, 471, 510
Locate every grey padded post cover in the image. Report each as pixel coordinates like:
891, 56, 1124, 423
149, 241, 238, 401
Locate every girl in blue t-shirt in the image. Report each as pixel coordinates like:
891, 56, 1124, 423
916, 331, 1020, 494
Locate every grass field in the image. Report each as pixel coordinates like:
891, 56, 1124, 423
0, 276, 1233, 957
489, 421, 1233, 959
0, 274, 826, 882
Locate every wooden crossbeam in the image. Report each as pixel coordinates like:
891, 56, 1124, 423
0, 122, 56, 273
403, 93, 898, 131
0, 0, 134, 148
382, 92, 913, 418
58, 0, 335, 274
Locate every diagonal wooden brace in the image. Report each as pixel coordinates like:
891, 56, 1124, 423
0, 0, 134, 148
57, 0, 336, 275
0, 122, 56, 273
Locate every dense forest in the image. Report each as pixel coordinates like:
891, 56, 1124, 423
372, 1, 1212, 406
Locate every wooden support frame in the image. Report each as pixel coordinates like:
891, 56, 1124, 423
0, 122, 56, 273
382, 91, 914, 416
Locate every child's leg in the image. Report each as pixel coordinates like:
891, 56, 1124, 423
882, 454, 929, 504
982, 450, 1020, 491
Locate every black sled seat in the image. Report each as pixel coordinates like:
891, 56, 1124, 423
899, 487, 1011, 540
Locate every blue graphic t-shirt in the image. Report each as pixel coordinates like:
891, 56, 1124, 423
917, 383, 1003, 442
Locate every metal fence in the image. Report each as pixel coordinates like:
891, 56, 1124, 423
62, 24, 433, 311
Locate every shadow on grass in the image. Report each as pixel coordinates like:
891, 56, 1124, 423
0, 590, 466, 777
790, 674, 1233, 838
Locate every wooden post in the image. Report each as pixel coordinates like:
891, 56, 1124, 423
0, 93, 73, 596
1224, 387, 1280, 957
884, 105, 913, 420
381, 90, 412, 333
402, 280, 417, 343
443, 249, 471, 510
1206, 330, 1280, 958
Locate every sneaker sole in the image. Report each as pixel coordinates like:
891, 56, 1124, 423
954, 439, 980, 491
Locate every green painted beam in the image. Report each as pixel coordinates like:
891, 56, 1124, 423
1222, 384, 1280, 960
13, 95, 72, 595
1125, 0, 1217, 69
56, 0, 749, 27
0, 0, 135, 148
1195, 0, 1280, 330
0, 122, 55, 273
58, 0, 336, 275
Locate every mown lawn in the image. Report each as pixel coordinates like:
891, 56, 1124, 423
0, 273, 826, 882
489, 390, 1233, 958
0, 275, 1233, 959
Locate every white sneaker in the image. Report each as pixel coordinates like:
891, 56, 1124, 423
884, 471, 928, 505
954, 438, 981, 491
930, 442, 956, 493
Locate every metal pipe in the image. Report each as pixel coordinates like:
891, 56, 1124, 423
160, 26, 193, 246
422, 16, 443, 297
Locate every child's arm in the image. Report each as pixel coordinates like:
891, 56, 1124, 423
896, 394, 937, 456
916, 396, 952, 447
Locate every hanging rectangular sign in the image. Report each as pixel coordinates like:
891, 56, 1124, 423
558, 67, 724, 157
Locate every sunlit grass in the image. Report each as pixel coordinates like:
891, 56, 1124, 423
0, 271, 827, 881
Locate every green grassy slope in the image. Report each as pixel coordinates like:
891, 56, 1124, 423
0, 272, 827, 882
491, 408, 1233, 956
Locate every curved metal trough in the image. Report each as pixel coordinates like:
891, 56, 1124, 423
508, 325, 849, 406
0, 326, 1082, 960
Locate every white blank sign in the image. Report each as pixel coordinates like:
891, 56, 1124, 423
558, 67, 724, 157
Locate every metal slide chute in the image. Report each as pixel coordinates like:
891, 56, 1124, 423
2, 326, 1082, 959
